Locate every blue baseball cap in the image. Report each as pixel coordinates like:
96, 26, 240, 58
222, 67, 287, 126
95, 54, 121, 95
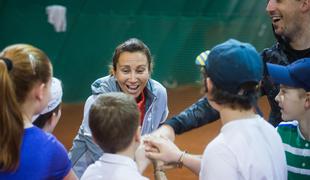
267, 58, 310, 92
202, 39, 263, 94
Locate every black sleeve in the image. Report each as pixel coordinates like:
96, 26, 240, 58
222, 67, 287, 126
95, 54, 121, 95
260, 44, 285, 127
164, 97, 220, 135
260, 48, 269, 96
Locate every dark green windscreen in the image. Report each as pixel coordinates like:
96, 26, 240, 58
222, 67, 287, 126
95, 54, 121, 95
0, 0, 274, 102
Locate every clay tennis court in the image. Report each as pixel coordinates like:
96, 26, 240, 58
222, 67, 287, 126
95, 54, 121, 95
54, 85, 270, 180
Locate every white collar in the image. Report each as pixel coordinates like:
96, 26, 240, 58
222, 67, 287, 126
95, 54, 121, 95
99, 153, 138, 170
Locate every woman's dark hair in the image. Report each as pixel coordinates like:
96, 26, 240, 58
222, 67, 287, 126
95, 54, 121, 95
110, 38, 153, 73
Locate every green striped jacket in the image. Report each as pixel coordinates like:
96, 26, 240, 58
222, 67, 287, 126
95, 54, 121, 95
277, 121, 310, 180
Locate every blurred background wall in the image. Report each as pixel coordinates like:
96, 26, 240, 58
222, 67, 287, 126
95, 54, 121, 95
0, 0, 274, 102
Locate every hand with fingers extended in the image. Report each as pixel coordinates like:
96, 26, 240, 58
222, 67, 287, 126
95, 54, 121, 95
135, 135, 175, 173
144, 135, 182, 164
144, 136, 202, 175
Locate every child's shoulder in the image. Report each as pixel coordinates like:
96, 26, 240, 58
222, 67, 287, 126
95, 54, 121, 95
24, 126, 66, 151
278, 120, 298, 128
277, 120, 298, 134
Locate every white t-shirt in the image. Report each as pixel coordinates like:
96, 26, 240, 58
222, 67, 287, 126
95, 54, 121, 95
200, 115, 287, 180
81, 153, 148, 180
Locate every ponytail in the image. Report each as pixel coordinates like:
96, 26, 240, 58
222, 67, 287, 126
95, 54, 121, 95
0, 60, 24, 171
0, 44, 51, 172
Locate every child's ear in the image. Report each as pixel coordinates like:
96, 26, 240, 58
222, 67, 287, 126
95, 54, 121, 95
134, 126, 142, 143
305, 92, 310, 109
206, 78, 213, 93
50, 110, 61, 130
43, 111, 60, 133
111, 69, 116, 76
300, 0, 310, 12
33, 83, 46, 101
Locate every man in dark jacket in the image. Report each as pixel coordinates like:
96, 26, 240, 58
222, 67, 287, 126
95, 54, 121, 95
156, 0, 310, 141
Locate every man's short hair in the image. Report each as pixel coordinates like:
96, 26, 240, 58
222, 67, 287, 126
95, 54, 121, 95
89, 92, 140, 153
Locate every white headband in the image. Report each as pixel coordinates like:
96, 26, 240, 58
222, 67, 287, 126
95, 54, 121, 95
32, 77, 63, 122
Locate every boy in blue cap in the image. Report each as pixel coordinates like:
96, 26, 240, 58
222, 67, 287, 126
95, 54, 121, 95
267, 58, 310, 180
144, 39, 287, 180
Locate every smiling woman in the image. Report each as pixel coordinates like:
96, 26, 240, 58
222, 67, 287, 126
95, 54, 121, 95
114, 51, 150, 98
68, 38, 169, 178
